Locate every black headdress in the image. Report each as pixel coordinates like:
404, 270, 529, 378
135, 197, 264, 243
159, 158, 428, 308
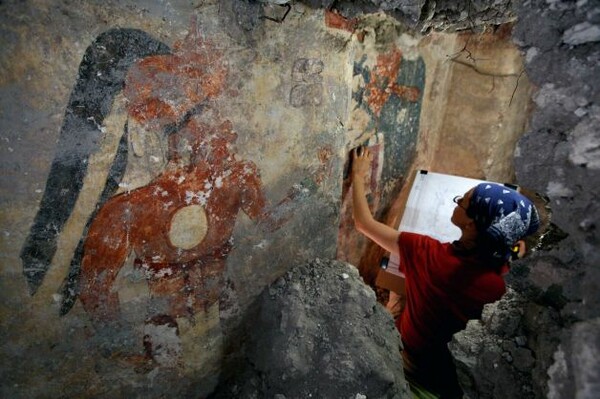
20, 29, 170, 314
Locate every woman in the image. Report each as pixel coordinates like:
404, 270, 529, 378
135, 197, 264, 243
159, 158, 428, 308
351, 147, 540, 398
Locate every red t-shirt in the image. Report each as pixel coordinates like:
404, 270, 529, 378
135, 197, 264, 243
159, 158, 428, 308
396, 232, 507, 394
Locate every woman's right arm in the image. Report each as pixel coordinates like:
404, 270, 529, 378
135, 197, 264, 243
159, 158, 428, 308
351, 147, 401, 257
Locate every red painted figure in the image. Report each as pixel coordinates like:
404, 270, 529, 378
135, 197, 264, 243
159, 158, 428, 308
365, 47, 420, 117
78, 28, 294, 367
79, 117, 272, 324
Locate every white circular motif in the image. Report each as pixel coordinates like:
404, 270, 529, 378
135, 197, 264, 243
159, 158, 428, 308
168, 205, 208, 250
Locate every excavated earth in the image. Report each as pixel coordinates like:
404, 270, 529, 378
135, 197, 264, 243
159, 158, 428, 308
210, 259, 410, 399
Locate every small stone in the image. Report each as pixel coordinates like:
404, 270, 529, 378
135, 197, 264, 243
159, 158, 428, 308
579, 218, 595, 232
563, 22, 600, 45
525, 47, 539, 63
275, 277, 286, 288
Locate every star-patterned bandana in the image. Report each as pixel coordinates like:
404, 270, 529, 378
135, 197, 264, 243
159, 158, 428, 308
468, 183, 540, 261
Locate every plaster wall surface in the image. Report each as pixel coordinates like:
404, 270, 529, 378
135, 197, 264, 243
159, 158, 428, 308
423, 27, 533, 182
1, 1, 541, 398
1, 2, 349, 397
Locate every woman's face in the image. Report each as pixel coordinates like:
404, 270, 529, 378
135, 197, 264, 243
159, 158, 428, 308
451, 188, 474, 229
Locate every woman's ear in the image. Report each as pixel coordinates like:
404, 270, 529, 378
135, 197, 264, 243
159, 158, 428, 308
516, 240, 527, 259
466, 218, 478, 233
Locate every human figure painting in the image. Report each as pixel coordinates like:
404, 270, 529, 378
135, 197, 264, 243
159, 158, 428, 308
21, 22, 303, 370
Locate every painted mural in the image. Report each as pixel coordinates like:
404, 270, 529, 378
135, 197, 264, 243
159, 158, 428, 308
337, 43, 425, 284
19, 23, 306, 370
352, 47, 424, 188
20, 28, 171, 304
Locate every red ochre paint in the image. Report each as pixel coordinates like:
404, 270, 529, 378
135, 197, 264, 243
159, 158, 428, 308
365, 48, 421, 117
79, 34, 271, 326
324, 9, 358, 32
79, 117, 271, 322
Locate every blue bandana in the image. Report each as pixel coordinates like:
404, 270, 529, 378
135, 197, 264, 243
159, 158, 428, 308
468, 183, 540, 262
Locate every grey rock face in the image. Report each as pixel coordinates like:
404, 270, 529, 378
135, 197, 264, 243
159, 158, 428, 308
547, 318, 600, 399
450, 289, 561, 399
453, 1, 600, 399
211, 259, 410, 399
300, 0, 513, 29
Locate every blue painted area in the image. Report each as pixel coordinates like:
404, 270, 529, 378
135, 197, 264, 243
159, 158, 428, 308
352, 54, 369, 109
352, 52, 426, 203
379, 56, 425, 193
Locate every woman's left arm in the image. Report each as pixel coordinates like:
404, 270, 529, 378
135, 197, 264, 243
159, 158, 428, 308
351, 147, 401, 256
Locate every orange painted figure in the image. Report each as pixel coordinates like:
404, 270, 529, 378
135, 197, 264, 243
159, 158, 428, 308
78, 28, 293, 366
365, 47, 420, 117
79, 118, 271, 323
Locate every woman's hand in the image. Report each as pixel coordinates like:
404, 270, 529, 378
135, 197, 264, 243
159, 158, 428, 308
351, 146, 372, 184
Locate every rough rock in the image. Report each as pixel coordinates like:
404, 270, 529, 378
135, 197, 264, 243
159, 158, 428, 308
453, 1, 600, 397
547, 318, 600, 399
301, 0, 514, 30
210, 259, 410, 399
450, 289, 562, 399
